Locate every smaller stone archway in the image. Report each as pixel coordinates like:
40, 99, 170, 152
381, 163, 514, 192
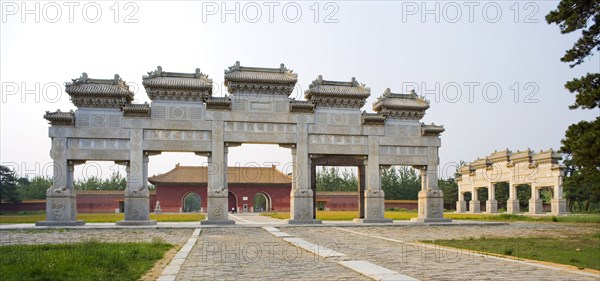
182, 192, 202, 212
457, 149, 568, 215
252, 192, 272, 212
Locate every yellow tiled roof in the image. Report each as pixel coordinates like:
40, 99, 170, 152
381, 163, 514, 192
148, 165, 292, 184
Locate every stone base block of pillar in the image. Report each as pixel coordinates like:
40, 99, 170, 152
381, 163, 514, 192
528, 199, 544, 214
36, 220, 86, 226
37, 193, 84, 226
287, 219, 322, 224
201, 219, 236, 225
288, 189, 320, 224
506, 199, 520, 214
469, 200, 481, 213
413, 189, 451, 222
202, 196, 235, 225
362, 190, 392, 223
352, 218, 393, 224
116, 220, 157, 226
551, 198, 568, 215
455, 200, 467, 213
121, 196, 153, 221
486, 200, 498, 213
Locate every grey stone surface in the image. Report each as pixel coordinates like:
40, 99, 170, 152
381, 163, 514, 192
176, 227, 370, 280
338, 261, 418, 281
115, 220, 157, 226
35, 220, 85, 226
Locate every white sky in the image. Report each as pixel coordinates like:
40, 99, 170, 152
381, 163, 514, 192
1, 1, 598, 181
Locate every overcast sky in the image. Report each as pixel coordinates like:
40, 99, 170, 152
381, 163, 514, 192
1, 1, 598, 181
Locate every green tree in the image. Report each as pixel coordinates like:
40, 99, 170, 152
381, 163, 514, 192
17, 176, 52, 200
183, 193, 201, 212
316, 167, 357, 191
74, 172, 126, 191
381, 167, 401, 199
547, 0, 600, 212
253, 194, 267, 211
438, 178, 458, 208
381, 166, 421, 200
0, 165, 21, 204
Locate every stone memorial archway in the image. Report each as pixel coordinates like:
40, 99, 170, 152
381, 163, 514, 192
456, 149, 568, 215
36, 62, 448, 226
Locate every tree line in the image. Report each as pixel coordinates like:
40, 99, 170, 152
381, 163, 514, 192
0, 165, 135, 202
316, 166, 458, 203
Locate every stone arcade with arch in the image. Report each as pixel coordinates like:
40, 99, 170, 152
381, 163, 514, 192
456, 149, 568, 215
36, 62, 448, 226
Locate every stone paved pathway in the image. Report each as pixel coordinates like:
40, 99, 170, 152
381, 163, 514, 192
228, 213, 286, 225
176, 227, 370, 281
281, 224, 600, 280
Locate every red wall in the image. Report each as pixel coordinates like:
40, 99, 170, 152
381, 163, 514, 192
0, 201, 46, 212
155, 183, 292, 212
1, 190, 418, 214
76, 193, 156, 213
316, 192, 418, 211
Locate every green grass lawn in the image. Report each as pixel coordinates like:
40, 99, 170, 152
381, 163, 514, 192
0, 213, 206, 224
261, 211, 600, 223
262, 211, 417, 220
0, 240, 172, 281
421, 233, 600, 271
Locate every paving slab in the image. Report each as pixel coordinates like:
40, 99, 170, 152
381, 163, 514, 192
176, 227, 370, 280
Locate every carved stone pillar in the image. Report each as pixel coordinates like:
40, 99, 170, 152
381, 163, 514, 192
288, 124, 320, 224
470, 188, 481, 213
456, 192, 467, 213
486, 183, 498, 213
356, 136, 391, 224
528, 185, 544, 214
551, 171, 568, 215
412, 147, 451, 222
506, 183, 520, 214
37, 143, 85, 226
117, 150, 157, 225
202, 133, 235, 225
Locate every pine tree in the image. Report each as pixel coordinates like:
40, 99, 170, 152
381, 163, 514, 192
0, 165, 21, 204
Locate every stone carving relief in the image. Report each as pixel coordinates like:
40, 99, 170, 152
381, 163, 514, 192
68, 138, 130, 150
379, 146, 427, 156
242, 113, 278, 122
225, 122, 296, 133
309, 135, 367, 145
132, 208, 139, 217
77, 114, 121, 127
213, 204, 224, 217
144, 130, 210, 141
51, 201, 65, 219
151, 106, 203, 120
50, 185, 68, 195
128, 185, 145, 196
385, 125, 420, 137
297, 206, 309, 220
209, 185, 226, 197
